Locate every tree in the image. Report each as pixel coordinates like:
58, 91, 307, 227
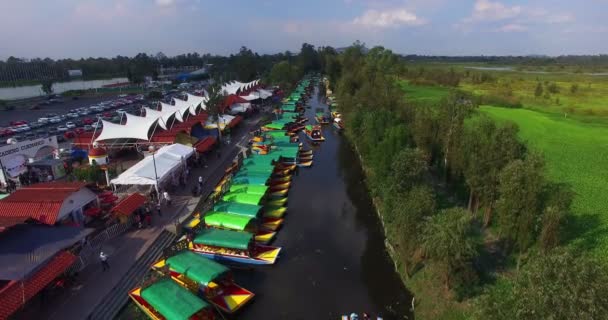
232, 46, 258, 81
297, 43, 320, 74
268, 61, 299, 91
206, 82, 227, 143
389, 147, 428, 193
570, 83, 579, 94
477, 249, 608, 319
390, 186, 436, 277
495, 152, 545, 253
438, 91, 476, 179
456, 116, 524, 225
539, 183, 574, 253
41, 79, 54, 95
534, 82, 543, 97
422, 208, 478, 290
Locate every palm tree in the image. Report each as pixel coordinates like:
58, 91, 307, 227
205, 82, 227, 143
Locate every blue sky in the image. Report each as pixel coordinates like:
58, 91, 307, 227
0, 0, 607, 59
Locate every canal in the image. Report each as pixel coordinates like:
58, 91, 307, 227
118, 85, 413, 319
233, 87, 413, 319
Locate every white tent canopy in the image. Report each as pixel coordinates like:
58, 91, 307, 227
172, 98, 193, 120
94, 118, 156, 142
229, 102, 252, 115
144, 107, 168, 130
159, 102, 183, 123
110, 144, 194, 186
186, 93, 206, 114
257, 88, 273, 99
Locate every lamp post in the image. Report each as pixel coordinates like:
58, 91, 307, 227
148, 145, 161, 205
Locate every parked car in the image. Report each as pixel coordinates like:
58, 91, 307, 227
57, 126, 68, 132
67, 113, 79, 118
83, 125, 93, 131
29, 122, 43, 129
65, 122, 76, 129
38, 117, 50, 123
79, 110, 89, 116
46, 113, 59, 118
0, 129, 14, 137
64, 131, 76, 139
74, 119, 84, 127
49, 117, 61, 124
116, 109, 126, 114
83, 118, 94, 125
10, 120, 27, 126
74, 128, 85, 135
91, 122, 102, 129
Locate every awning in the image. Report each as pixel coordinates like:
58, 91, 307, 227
111, 193, 147, 215
94, 118, 156, 142
194, 136, 217, 153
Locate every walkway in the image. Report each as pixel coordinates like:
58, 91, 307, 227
13, 114, 262, 320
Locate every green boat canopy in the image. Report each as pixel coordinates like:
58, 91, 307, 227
204, 212, 255, 231
229, 184, 269, 195
165, 251, 228, 286
263, 123, 285, 130
222, 191, 265, 205
265, 130, 288, 138
193, 229, 253, 250
141, 278, 209, 320
232, 175, 268, 186
214, 201, 261, 217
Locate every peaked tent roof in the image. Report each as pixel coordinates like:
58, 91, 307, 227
144, 107, 168, 130
159, 102, 184, 123
94, 118, 156, 142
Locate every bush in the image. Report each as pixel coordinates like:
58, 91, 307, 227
480, 94, 522, 108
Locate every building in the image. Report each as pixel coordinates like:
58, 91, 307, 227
0, 182, 98, 226
0, 136, 59, 186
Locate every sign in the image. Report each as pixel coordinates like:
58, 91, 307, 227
0, 137, 58, 183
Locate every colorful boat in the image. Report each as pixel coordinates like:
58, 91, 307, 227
214, 201, 262, 217
264, 206, 287, 218
205, 211, 281, 235
333, 118, 344, 130
222, 192, 266, 206
189, 229, 281, 265
129, 278, 215, 320
315, 112, 331, 125
297, 160, 313, 167
266, 197, 287, 207
151, 251, 254, 314
229, 184, 269, 195
304, 125, 325, 142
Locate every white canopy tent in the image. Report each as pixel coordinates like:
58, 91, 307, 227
110, 143, 194, 187
144, 107, 169, 130
229, 102, 252, 115
172, 98, 193, 121
186, 93, 206, 113
159, 102, 184, 123
94, 117, 156, 143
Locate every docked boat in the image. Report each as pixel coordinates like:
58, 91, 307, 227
264, 206, 287, 218
186, 213, 278, 243
151, 251, 254, 314
315, 112, 331, 125
129, 278, 215, 320
189, 228, 281, 265
333, 118, 344, 131
304, 125, 325, 142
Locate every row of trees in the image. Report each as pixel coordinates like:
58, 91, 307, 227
322, 42, 608, 318
1, 48, 289, 87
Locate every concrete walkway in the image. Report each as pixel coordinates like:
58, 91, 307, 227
14, 114, 262, 320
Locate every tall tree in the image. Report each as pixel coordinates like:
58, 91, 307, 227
40, 79, 54, 95
205, 82, 227, 143
389, 147, 428, 193
495, 152, 545, 253
297, 43, 320, 74
456, 116, 524, 225
268, 61, 299, 91
422, 208, 478, 290
438, 91, 477, 180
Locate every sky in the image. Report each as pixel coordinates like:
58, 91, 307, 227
0, 0, 607, 59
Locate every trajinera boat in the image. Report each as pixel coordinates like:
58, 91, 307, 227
152, 251, 254, 314
189, 228, 281, 265
129, 278, 215, 320
304, 125, 325, 142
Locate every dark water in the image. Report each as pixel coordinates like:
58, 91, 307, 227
234, 88, 413, 319
117, 88, 413, 319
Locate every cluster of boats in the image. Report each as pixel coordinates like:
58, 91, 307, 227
129, 76, 319, 320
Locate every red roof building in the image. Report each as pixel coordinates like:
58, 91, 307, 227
0, 251, 76, 319
111, 193, 147, 216
0, 182, 97, 225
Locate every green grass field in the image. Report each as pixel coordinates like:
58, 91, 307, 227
481, 106, 608, 254
398, 80, 451, 105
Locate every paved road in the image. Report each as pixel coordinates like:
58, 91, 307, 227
11, 114, 261, 320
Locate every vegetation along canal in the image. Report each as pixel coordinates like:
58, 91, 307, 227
234, 87, 413, 319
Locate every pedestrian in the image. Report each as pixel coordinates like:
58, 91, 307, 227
163, 191, 172, 206
99, 251, 110, 271
145, 211, 152, 227
198, 176, 203, 189
156, 202, 162, 217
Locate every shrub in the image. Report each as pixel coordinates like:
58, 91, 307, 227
480, 94, 522, 108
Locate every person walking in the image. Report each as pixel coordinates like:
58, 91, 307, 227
156, 202, 162, 217
198, 176, 203, 190
163, 191, 172, 206
99, 251, 110, 271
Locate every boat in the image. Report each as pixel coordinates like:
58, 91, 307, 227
189, 229, 281, 265
264, 206, 287, 218
189, 213, 278, 243
222, 192, 267, 206
266, 198, 287, 207
151, 251, 254, 314
304, 125, 325, 142
229, 184, 269, 195
315, 112, 331, 125
268, 181, 290, 190
333, 118, 344, 131
129, 278, 215, 320
297, 160, 313, 167
269, 188, 289, 197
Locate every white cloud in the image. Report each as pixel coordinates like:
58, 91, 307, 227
465, 0, 521, 22
156, 0, 175, 7
352, 8, 426, 28
496, 23, 527, 32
